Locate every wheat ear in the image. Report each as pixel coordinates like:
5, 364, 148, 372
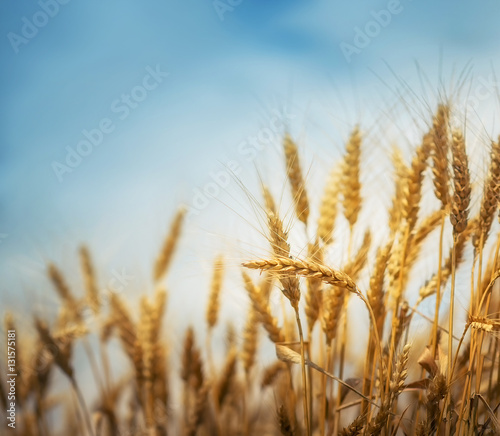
304, 240, 323, 331
277, 404, 295, 436
388, 146, 409, 234
79, 246, 100, 314
341, 127, 362, 230
241, 306, 259, 377
267, 212, 301, 309
242, 271, 284, 343
401, 135, 430, 232
262, 183, 277, 215
317, 161, 341, 244
48, 263, 80, 322
153, 207, 186, 282
206, 255, 224, 329
430, 104, 451, 208
450, 129, 471, 235
473, 138, 500, 253
243, 257, 357, 293
284, 134, 309, 225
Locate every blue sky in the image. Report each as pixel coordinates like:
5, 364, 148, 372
2, 0, 500, 317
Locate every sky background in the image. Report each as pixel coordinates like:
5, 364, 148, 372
2, 0, 500, 330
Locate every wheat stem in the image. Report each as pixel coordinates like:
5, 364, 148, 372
431, 211, 446, 358
294, 307, 310, 436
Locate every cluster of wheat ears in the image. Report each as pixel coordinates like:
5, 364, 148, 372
3, 102, 500, 435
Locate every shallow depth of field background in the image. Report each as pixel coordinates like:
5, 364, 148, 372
2, 0, 500, 339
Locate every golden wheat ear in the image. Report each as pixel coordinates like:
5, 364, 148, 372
339, 413, 367, 436
473, 138, 500, 253
242, 270, 284, 344
277, 403, 295, 436
450, 129, 471, 235
317, 161, 342, 245
261, 183, 277, 215
184, 382, 210, 436
215, 348, 238, 408
321, 285, 345, 344
304, 240, 323, 332
206, 255, 224, 330
241, 306, 259, 377
243, 257, 357, 293
469, 315, 500, 334
430, 104, 451, 209
266, 212, 301, 309
48, 263, 78, 311
341, 127, 362, 231
153, 207, 186, 282
387, 146, 409, 236
79, 245, 100, 315
261, 361, 287, 389
401, 134, 430, 233
283, 134, 309, 226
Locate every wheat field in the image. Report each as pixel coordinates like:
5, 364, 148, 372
2, 99, 500, 435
